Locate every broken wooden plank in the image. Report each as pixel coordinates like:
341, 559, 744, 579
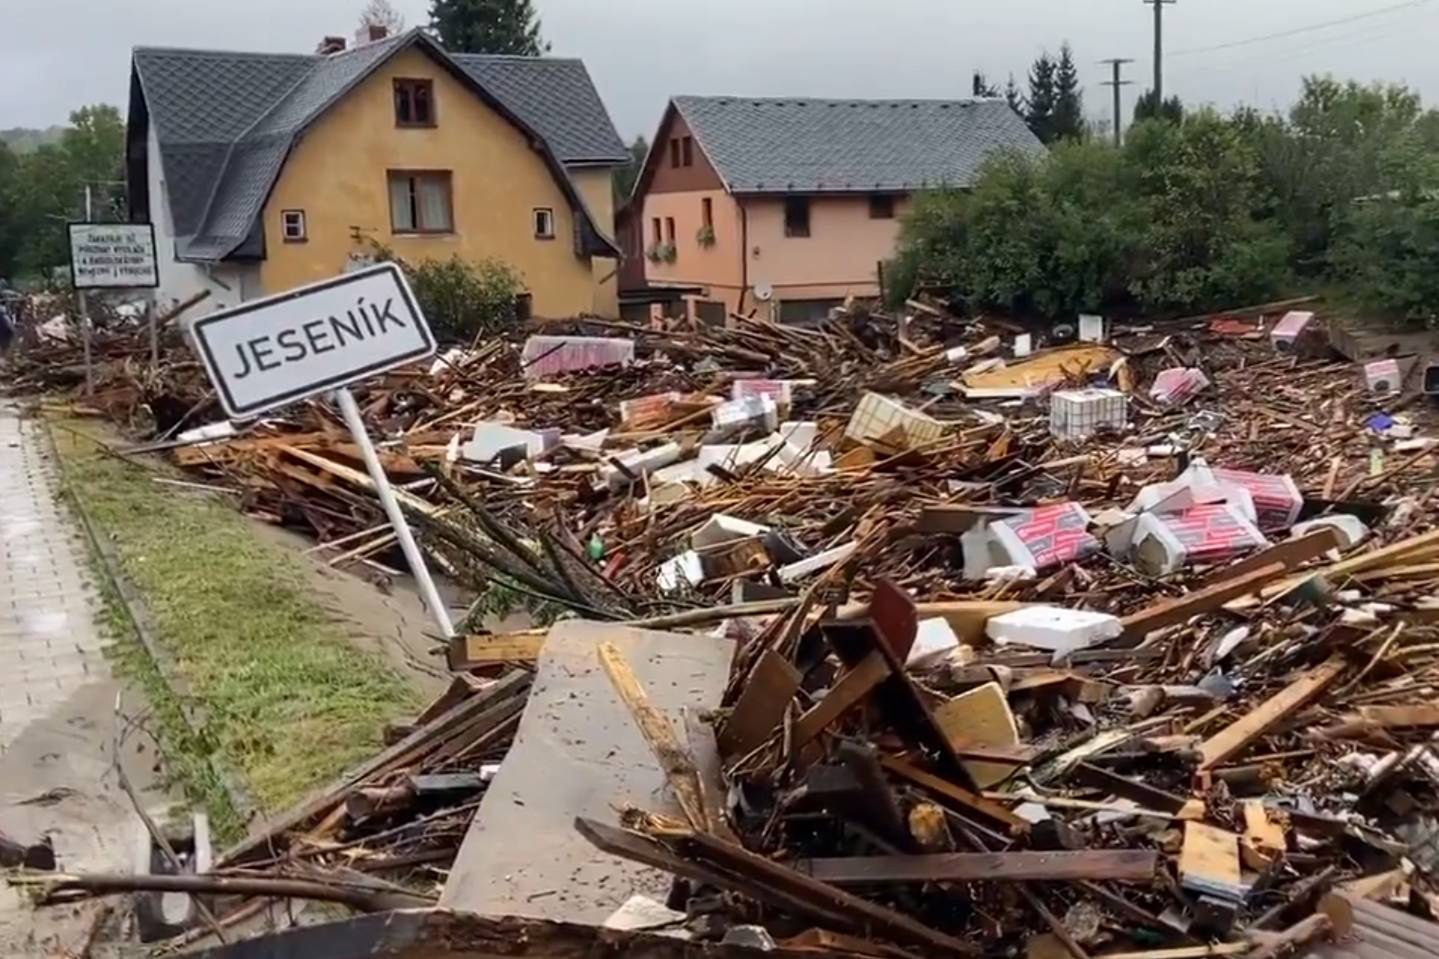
878, 754, 1029, 835
1199, 528, 1340, 588
1241, 801, 1287, 871
1072, 763, 1197, 817
798, 849, 1158, 884
1121, 563, 1286, 640
1179, 822, 1244, 901
792, 650, 889, 748
448, 633, 547, 668
719, 648, 802, 757
1197, 656, 1347, 770
598, 641, 709, 832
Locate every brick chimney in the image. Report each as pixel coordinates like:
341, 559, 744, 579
367, 24, 388, 41
316, 35, 347, 55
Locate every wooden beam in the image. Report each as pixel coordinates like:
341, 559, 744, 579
1197, 656, 1347, 770
1072, 762, 1195, 817
1122, 563, 1286, 640
792, 650, 889, 748
597, 641, 709, 832
799, 849, 1158, 884
449, 633, 546, 668
1199, 528, 1340, 588
718, 648, 802, 757
878, 754, 1029, 835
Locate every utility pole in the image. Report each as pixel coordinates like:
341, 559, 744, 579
1143, 0, 1176, 105
1099, 58, 1135, 146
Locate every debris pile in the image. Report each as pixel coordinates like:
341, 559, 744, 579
8, 295, 1439, 956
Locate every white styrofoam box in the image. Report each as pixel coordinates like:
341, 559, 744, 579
845, 392, 945, 448
601, 443, 681, 488
710, 395, 779, 435
692, 514, 770, 549
657, 551, 704, 592
1130, 503, 1268, 575
779, 421, 819, 450
777, 541, 858, 583
1078, 314, 1107, 343
986, 606, 1122, 654
461, 422, 558, 463
1014, 334, 1033, 357
1292, 514, 1368, 550
1050, 388, 1128, 440
907, 617, 961, 669
521, 335, 635, 379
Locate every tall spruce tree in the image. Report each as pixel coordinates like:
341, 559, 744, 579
1052, 42, 1084, 140
1025, 53, 1058, 144
972, 71, 1001, 98
429, 0, 549, 55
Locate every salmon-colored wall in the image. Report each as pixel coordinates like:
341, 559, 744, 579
743, 194, 909, 301
260, 47, 606, 319
641, 188, 745, 306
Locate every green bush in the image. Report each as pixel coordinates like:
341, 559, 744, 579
373, 247, 525, 342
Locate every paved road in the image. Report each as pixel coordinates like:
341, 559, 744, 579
0, 403, 165, 954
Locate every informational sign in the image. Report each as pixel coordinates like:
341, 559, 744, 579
67, 223, 159, 289
188, 263, 436, 419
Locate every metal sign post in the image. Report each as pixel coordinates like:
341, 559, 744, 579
185, 263, 452, 637
332, 387, 453, 637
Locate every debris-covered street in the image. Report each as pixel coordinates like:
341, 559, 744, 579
7, 293, 1439, 958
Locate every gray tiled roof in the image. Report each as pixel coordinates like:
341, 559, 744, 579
454, 55, 626, 164
672, 96, 1045, 194
131, 31, 622, 262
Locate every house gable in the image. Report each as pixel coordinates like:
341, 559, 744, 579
640, 107, 726, 196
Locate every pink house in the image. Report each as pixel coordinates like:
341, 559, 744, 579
630, 96, 1042, 324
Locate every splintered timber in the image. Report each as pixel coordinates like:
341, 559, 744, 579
228, 296, 412, 380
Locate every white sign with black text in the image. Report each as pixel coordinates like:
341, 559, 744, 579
67, 223, 159, 289
187, 263, 436, 419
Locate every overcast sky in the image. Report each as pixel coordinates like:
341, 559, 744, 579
4, 0, 1438, 141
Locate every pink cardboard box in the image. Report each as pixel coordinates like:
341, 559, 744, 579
990, 502, 1100, 571
1132, 503, 1268, 575
1211, 466, 1303, 531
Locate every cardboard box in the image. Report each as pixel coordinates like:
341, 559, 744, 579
987, 502, 1100, 572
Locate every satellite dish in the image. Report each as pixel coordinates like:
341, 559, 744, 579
753, 280, 774, 302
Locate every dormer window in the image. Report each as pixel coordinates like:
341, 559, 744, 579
394, 79, 434, 127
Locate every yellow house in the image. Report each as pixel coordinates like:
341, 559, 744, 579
126, 29, 626, 320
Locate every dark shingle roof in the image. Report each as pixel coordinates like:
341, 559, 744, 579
131, 31, 622, 262
672, 96, 1045, 194
454, 55, 626, 164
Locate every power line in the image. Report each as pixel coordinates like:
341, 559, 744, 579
1169, 0, 1431, 58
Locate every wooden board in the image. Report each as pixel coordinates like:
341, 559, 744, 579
1241, 801, 1286, 870
932, 682, 1023, 788
1196, 656, 1347, 770
799, 849, 1158, 884
1121, 563, 1286, 640
878, 754, 1029, 835
449, 633, 546, 668
1198, 527, 1340, 588
719, 648, 802, 757
792, 650, 889, 748
1179, 822, 1243, 900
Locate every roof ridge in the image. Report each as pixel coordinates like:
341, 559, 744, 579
675, 94, 994, 106
133, 44, 315, 60
451, 52, 583, 63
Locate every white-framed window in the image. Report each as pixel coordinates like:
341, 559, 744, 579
388, 171, 454, 234
281, 209, 307, 242
533, 207, 555, 239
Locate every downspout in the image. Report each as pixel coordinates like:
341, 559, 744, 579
737, 197, 749, 314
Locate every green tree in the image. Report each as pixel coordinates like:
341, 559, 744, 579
1134, 90, 1184, 123
1052, 43, 1085, 140
0, 141, 19, 278
1004, 74, 1025, 115
429, 0, 549, 55
612, 135, 648, 206
1025, 53, 1058, 144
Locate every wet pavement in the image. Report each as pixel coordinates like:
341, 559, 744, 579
0, 403, 166, 955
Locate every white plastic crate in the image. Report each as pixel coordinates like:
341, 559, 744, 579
844, 392, 945, 448
1050, 388, 1127, 440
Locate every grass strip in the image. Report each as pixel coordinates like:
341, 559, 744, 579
51, 419, 420, 831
